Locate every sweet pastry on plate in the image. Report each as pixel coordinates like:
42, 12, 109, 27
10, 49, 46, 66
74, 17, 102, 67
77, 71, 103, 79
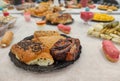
98, 5, 118, 11
10, 30, 81, 72
50, 38, 80, 61
11, 40, 54, 66
102, 40, 120, 62
45, 13, 73, 25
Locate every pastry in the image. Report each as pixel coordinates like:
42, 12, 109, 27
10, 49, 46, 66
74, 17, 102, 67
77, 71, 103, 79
87, 21, 120, 44
57, 24, 71, 34
102, 40, 120, 62
36, 36, 65, 50
36, 20, 46, 26
50, 38, 81, 61
11, 40, 54, 66
0, 31, 13, 47
34, 31, 60, 38
45, 13, 73, 24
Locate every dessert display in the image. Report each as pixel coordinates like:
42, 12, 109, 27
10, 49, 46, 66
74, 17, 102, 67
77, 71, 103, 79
15, 3, 35, 11
0, 31, 13, 48
9, 31, 82, 72
98, 5, 118, 11
27, 2, 62, 18
0, 15, 16, 28
45, 13, 73, 25
102, 40, 120, 62
57, 24, 71, 34
65, 0, 81, 8
7, 5, 14, 10
92, 13, 114, 22
87, 21, 120, 44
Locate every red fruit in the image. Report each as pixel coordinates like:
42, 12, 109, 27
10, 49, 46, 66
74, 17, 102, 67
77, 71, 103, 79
102, 40, 120, 62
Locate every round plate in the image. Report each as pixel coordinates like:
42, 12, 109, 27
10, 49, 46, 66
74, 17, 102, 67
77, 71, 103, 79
91, 19, 114, 23
42, 17, 74, 25
9, 34, 82, 72
97, 8, 118, 11
31, 14, 44, 18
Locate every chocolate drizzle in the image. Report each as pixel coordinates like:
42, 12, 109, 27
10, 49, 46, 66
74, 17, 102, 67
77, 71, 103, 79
17, 40, 43, 52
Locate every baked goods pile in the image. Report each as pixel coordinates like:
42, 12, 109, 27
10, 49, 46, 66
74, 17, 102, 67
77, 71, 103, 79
45, 13, 73, 24
10, 31, 81, 66
27, 2, 62, 17
92, 13, 114, 22
88, 21, 120, 44
0, 15, 16, 28
98, 5, 118, 11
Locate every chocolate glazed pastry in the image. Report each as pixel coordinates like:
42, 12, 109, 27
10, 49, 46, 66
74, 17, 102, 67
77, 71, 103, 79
50, 38, 80, 61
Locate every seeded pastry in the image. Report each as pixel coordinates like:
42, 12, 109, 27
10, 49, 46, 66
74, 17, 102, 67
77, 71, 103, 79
11, 40, 54, 66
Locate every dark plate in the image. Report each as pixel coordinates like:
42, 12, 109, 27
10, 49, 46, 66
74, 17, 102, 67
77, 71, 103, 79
42, 17, 74, 25
31, 14, 44, 18
9, 34, 82, 72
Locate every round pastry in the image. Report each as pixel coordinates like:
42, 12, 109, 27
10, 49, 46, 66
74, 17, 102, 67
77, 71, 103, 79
50, 38, 81, 61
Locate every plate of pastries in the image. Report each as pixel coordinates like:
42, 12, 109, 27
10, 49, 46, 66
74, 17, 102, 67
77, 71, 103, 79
92, 13, 114, 22
27, 2, 63, 18
44, 13, 74, 25
88, 21, 120, 44
9, 31, 82, 72
97, 3, 118, 11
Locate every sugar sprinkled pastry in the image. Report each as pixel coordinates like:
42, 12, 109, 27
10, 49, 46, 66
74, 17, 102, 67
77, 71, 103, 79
0, 31, 13, 48
102, 40, 120, 62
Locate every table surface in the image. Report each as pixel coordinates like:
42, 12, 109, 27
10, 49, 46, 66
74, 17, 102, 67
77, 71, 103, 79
0, 9, 120, 81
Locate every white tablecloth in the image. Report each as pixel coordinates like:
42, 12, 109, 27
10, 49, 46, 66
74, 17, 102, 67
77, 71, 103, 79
0, 14, 120, 81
